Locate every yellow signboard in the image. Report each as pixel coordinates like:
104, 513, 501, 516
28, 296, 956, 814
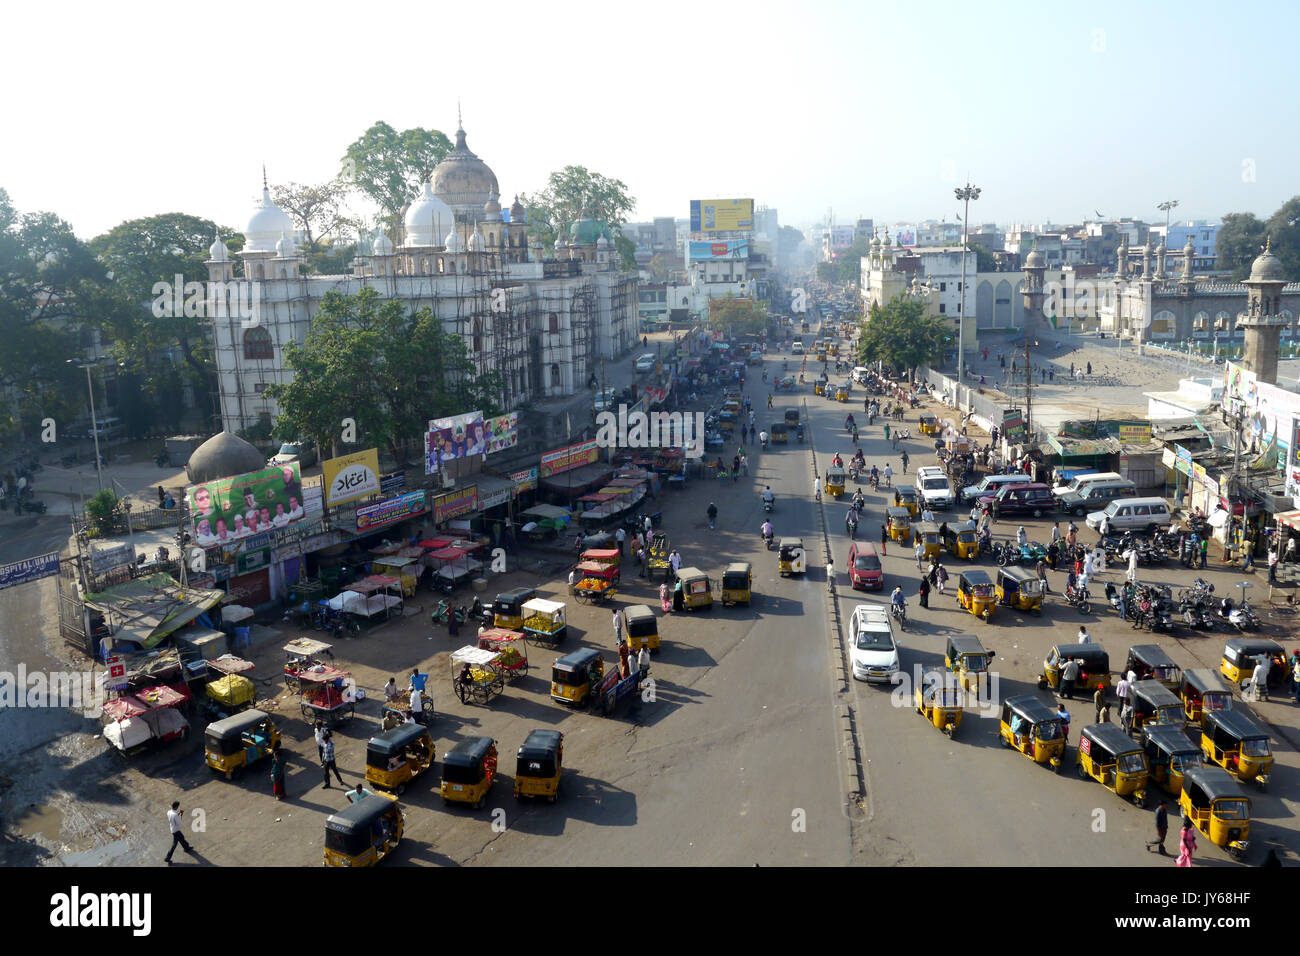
691, 198, 754, 233
322, 448, 381, 506
1117, 423, 1152, 443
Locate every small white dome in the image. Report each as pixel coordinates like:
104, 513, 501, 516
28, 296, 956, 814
244, 187, 294, 253
209, 233, 229, 261
373, 232, 394, 255
444, 229, 465, 253
275, 232, 297, 257
596, 234, 610, 248
467, 229, 485, 252
404, 182, 455, 247
555, 236, 568, 250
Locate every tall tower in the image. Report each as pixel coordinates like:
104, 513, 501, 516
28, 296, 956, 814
1021, 240, 1046, 332
1238, 240, 1290, 385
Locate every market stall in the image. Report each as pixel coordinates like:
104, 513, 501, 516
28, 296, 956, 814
428, 546, 483, 592
477, 628, 529, 680
101, 684, 190, 755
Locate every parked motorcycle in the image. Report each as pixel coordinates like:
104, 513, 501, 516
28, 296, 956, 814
1063, 582, 1092, 614
430, 600, 467, 626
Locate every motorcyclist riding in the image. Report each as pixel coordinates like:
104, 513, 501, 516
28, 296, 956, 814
760, 519, 774, 546
851, 424, 859, 444
845, 414, 856, 431
870, 464, 879, 485
852, 491, 865, 514
832, 453, 844, 469
762, 486, 775, 507
846, 509, 858, 537
891, 586, 907, 622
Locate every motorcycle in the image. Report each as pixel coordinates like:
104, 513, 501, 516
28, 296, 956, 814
846, 515, 858, 539
430, 600, 467, 626
1216, 597, 1258, 631
1104, 581, 1126, 616
761, 529, 775, 550
155, 450, 170, 467
762, 496, 774, 513
1063, 582, 1092, 614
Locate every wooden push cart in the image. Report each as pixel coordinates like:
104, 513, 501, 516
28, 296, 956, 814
451, 646, 506, 705
477, 627, 529, 681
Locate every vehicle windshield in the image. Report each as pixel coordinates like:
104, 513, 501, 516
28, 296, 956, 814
962, 654, 987, 672
277, 443, 301, 455
854, 555, 881, 571
921, 478, 948, 490
855, 630, 894, 652
1203, 693, 1230, 712
1242, 739, 1271, 757
551, 668, 589, 687
1170, 753, 1202, 773
1216, 798, 1250, 821
1034, 721, 1061, 740
1117, 753, 1146, 774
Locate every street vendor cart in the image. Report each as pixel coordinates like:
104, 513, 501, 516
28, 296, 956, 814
573, 558, 619, 604
521, 598, 567, 645
282, 637, 334, 693
101, 684, 191, 756
299, 666, 355, 727
477, 627, 529, 680
451, 645, 506, 705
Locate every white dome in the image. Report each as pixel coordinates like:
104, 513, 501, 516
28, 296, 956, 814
596, 234, 610, 248
209, 233, 229, 261
404, 182, 455, 247
244, 187, 294, 253
444, 229, 465, 253
467, 229, 485, 252
275, 232, 297, 257
373, 232, 394, 255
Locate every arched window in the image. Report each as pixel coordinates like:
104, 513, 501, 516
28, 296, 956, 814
488, 232, 496, 246
550, 363, 560, 387
449, 261, 457, 274
243, 326, 273, 360
422, 258, 431, 274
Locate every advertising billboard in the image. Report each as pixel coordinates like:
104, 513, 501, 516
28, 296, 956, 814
433, 485, 479, 523
356, 490, 427, 532
485, 413, 518, 455
511, 467, 538, 494
540, 439, 599, 478
188, 463, 305, 545
322, 448, 381, 506
0, 552, 59, 591
687, 239, 749, 261
425, 411, 486, 474
690, 198, 754, 233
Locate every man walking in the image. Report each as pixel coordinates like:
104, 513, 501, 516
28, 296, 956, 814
1146, 802, 1170, 855
1094, 684, 1107, 724
1116, 673, 1133, 730
1269, 546, 1279, 584
320, 731, 344, 789
164, 801, 194, 863
1058, 657, 1080, 700
615, 526, 626, 556
612, 608, 625, 646
1199, 536, 1209, 569
1036, 557, 1050, 594
914, 538, 925, 570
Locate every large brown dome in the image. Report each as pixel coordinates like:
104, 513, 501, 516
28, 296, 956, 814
431, 126, 499, 214
186, 431, 267, 484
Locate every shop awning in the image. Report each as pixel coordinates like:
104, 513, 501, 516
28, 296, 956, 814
430, 547, 469, 561
578, 492, 618, 503
84, 573, 225, 649
1276, 510, 1300, 532
418, 537, 452, 550
517, 504, 572, 521
541, 463, 615, 495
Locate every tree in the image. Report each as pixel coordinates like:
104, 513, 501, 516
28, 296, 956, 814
614, 234, 637, 271
707, 294, 767, 337
519, 165, 635, 249
967, 241, 999, 273
1265, 197, 1300, 282
271, 178, 361, 255
647, 253, 671, 281
341, 121, 453, 228
856, 295, 951, 377
1216, 212, 1267, 280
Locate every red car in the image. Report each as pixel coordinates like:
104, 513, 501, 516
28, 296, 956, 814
848, 542, 883, 590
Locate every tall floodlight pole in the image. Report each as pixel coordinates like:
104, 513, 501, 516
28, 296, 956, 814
1157, 199, 1179, 240
70, 360, 104, 493
955, 182, 981, 387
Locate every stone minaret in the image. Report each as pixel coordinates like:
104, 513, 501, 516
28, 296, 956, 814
1180, 234, 1196, 292
1238, 239, 1290, 384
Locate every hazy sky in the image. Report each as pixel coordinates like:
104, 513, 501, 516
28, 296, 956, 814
4, 0, 1297, 239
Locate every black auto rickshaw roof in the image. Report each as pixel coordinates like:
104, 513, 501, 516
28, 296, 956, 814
1182, 668, 1232, 694
948, 635, 989, 657
896, 485, 916, 496
784, 408, 799, 421
1054, 643, 1109, 667
1204, 708, 1270, 742
1081, 722, 1142, 756
1142, 723, 1200, 755
1130, 679, 1181, 706
205, 708, 271, 739
959, 569, 993, 587
443, 736, 496, 768
1182, 766, 1250, 804
367, 722, 430, 756
998, 565, 1036, 583
495, 587, 536, 607
517, 729, 563, 761
770, 421, 787, 431
554, 648, 602, 670
1003, 695, 1060, 724
1223, 636, 1284, 658
1127, 644, 1177, 670
723, 562, 752, 581
325, 793, 396, 834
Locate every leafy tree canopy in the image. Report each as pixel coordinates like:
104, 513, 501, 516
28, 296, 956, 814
342, 121, 453, 224
520, 165, 635, 250
855, 294, 951, 376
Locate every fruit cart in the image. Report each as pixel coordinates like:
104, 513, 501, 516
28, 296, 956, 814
101, 684, 191, 756
573, 560, 619, 604
299, 667, 355, 727
283, 638, 334, 693
647, 532, 671, 581
204, 673, 256, 720
477, 627, 529, 681
521, 598, 568, 646
451, 646, 506, 705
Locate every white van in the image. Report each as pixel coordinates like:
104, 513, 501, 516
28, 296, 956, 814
914, 466, 953, 510
792, 341, 805, 355
849, 604, 899, 683
1051, 471, 1123, 499
88, 417, 125, 441
1086, 497, 1173, 535
852, 366, 870, 385
961, 472, 1031, 504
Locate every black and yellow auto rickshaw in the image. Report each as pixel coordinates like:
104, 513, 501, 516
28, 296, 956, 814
825, 466, 847, 498
778, 538, 806, 576
440, 736, 499, 809
1200, 709, 1273, 787
942, 524, 979, 560
945, 634, 994, 694
1076, 723, 1149, 805
623, 604, 659, 652
995, 565, 1043, 614
770, 421, 788, 444
918, 413, 939, 436
1142, 723, 1203, 798
550, 648, 604, 706
1219, 636, 1287, 690
514, 729, 563, 803
886, 506, 912, 544
1039, 643, 1110, 694
834, 382, 850, 402
998, 695, 1065, 771
204, 709, 281, 780
814, 374, 828, 396
1179, 668, 1233, 724
1128, 679, 1183, 735
784, 408, 800, 429
1125, 644, 1182, 692
915, 521, 941, 562
676, 566, 714, 611
323, 793, 404, 867
721, 562, 752, 606
1179, 767, 1251, 860
894, 486, 919, 517
956, 569, 995, 621
364, 723, 436, 794
493, 587, 537, 630
914, 678, 963, 736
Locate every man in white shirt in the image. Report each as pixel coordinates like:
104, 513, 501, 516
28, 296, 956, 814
669, 549, 682, 578
615, 526, 626, 555
638, 645, 651, 676
410, 686, 424, 725
164, 801, 194, 863
1077, 626, 1091, 643
346, 781, 373, 804
921, 507, 934, 523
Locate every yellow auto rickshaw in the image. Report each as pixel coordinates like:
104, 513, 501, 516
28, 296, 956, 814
675, 566, 713, 611
1142, 723, 1203, 798
886, 506, 912, 544
1076, 723, 1150, 805
784, 408, 800, 428
1128, 679, 1183, 735
623, 604, 659, 651
323, 793, 404, 867
918, 413, 940, 436
1125, 644, 1182, 692
894, 486, 918, 517
999, 695, 1065, 771
550, 648, 604, 706
915, 520, 941, 562
364, 723, 436, 794
914, 677, 963, 736
514, 729, 563, 803
814, 374, 828, 396
492, 587, 537, 630
1179, 668, 1232, 724
995, 565, 1043, 614
440, 736, 499, 809
825, 467, 846, 498
1219, 636, 1287, 690
1200, 710, 1272, 787
1039, 643, 1110, 694
770, 422, 788, 443
828, 341, 839, 358
834, 383, 850, 402
956, 569, 995, 621
721, 562, 752, 606
1179, 767, 1251, 859
204, 709, 281, 780
942, 524, 979, 560
778, 538, 806, 576
945, 635, 994, 695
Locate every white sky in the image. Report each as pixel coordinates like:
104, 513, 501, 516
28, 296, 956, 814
3, 0, 1298, 239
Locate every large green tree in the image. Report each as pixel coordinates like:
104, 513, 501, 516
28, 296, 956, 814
342, 122, 453, 230
1216, 212, 1267, 280
1265, 197, 1300, 281
520, 165, 635, 249
856, 295, 951, 377
271, 177, 362, 258
707, 294, 767, 337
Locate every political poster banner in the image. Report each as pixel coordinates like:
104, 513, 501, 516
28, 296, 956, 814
425, 411, 486, 474
188, 463, 305, 546
485, 413, 518, 454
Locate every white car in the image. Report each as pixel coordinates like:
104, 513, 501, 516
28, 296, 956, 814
849, 604, 899, 683
914, 467, 953, 510
593, 388, 619, 412
634, 353, 656, 373
792, 342, 804, 355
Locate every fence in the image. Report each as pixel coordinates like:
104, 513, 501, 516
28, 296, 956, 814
916, 366, 1024, 439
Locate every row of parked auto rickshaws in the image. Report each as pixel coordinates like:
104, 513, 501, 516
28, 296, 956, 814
907, 636, 1269, 859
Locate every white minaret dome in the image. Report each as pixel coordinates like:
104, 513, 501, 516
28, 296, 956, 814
596, 234, 610, 248
275, 232, 297, 257
404, 182, 455, 247
444, 228, 465, 253
244, 186, 294, 253
209, 233, 229, 261
467, 228, 485, 252
373, 231, 394, 255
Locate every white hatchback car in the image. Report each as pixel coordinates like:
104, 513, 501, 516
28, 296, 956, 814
849, 604, 899, 683
634, 353, 656, 373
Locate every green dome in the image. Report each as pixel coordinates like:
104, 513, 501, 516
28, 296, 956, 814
568, 218, 612, 244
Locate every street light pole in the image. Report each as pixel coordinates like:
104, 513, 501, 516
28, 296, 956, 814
955, 182, 981, 389
71, 360, 104, 493
1157, 199, 1180, 240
